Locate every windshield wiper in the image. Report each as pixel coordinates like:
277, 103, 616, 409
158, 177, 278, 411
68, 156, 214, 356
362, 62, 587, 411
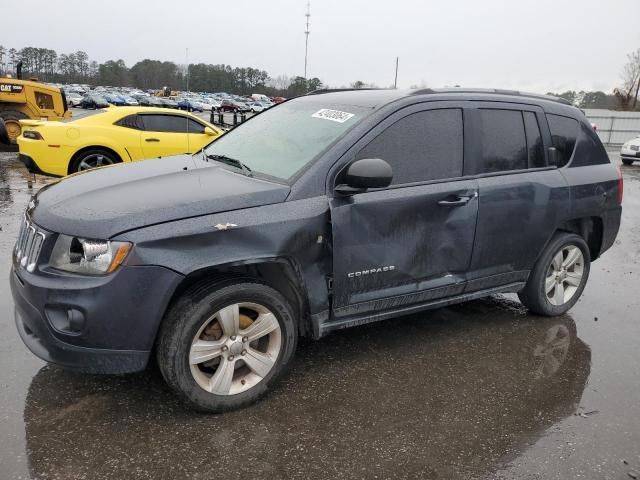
205, 154, 252, 177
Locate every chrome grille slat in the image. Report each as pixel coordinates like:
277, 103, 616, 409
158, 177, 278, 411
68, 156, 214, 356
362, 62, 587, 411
16, 217, 29, 258
14, 217, 47, 272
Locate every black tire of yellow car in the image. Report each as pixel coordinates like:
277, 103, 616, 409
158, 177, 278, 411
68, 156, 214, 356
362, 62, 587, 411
0, 110, 28, 144
70, 148, 120, 174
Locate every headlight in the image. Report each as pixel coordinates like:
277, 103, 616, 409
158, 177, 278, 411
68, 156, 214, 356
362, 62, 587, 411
49, 235, 131, 275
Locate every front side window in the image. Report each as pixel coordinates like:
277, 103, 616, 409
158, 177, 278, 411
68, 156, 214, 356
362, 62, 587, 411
477, 109, 527, 173
355, 109, 464, 185
203, 98, 371, 180
546, 114, 579, 167
141, 115, 205, 134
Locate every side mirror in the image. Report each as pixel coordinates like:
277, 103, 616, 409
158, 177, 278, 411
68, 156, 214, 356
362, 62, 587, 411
204, 126, 216, 136
335, 158, 393, 194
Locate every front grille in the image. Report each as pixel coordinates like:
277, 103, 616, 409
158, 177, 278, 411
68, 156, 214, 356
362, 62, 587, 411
14, 216, 47, 273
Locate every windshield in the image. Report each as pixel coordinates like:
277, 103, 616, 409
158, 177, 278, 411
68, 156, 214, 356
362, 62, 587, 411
203, 97, 371, 180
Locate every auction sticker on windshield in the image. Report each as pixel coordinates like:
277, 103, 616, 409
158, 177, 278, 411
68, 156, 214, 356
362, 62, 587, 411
312, 109, 354, 123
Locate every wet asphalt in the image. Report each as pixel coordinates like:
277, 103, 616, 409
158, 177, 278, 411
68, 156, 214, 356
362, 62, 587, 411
0, 150, 638, 480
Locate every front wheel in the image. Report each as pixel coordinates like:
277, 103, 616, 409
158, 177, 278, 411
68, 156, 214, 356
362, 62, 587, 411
518, 233, 590, 316
622, 159, 634, 166
157, 280, 298, 412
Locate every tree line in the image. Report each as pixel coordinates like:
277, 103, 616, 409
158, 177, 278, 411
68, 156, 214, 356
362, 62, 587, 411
0, 45, 323, 96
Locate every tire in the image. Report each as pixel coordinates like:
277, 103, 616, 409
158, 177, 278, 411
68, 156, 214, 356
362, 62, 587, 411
0, 110, 28, 144
518, 233, 590, 316
0, 118, 9, 145
70, 148, 120, 173
622, 159, 634, 166
157, 279, 298, 413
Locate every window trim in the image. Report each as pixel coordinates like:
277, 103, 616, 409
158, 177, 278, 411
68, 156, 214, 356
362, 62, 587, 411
523, 111, 546, 169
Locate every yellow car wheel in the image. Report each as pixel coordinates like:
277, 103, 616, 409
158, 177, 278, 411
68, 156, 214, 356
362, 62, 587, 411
70, 148, 120, 174
0, 110, 28, 144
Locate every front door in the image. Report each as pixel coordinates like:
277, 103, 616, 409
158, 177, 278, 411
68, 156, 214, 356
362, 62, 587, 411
139, 113, 199, 158
329, 105, 479, 318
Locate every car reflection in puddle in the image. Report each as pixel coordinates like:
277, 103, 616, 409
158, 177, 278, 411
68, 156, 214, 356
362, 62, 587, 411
23, 297, 591, 480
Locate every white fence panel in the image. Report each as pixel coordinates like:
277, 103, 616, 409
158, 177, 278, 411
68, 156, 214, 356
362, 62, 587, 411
584, 109, 640, 146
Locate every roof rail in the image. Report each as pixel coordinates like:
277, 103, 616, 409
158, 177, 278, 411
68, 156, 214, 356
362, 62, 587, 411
410, 88, 572, 106
308, 88, 388, 95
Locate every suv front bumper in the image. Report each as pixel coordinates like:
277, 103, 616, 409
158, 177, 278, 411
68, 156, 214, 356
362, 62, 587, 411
10, 264, 182, 374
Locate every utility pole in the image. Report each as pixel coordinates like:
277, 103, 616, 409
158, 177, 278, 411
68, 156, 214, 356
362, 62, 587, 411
304, 1, 311, 79
185, 48, 189, 92
394, 57, 399, 89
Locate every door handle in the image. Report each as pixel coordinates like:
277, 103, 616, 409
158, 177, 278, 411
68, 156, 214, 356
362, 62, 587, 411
145, 138, 160, 142
437, 192, 477, 207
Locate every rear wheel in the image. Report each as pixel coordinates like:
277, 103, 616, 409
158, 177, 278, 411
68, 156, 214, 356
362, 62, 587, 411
70, 148, 119, 173
518, 233, 590, 316
622, 159, 634, 166
0, 110, 28, 144
157, 280, 298, 412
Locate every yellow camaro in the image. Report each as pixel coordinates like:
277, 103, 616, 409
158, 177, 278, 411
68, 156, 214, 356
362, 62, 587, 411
17, 106, 222, 177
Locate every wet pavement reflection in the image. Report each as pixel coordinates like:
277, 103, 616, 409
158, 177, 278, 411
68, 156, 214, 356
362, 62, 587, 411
1, 151, 639, 480
22, 303, 588, 480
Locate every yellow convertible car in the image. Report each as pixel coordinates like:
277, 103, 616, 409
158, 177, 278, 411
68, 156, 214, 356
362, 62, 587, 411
17, 106, 221, 177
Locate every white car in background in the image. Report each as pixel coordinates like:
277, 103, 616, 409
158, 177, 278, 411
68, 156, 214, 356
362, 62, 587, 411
201, 98, 221, 111
123, 95, 139, 106
66, 92, 84, 107
620, 136, 640, 165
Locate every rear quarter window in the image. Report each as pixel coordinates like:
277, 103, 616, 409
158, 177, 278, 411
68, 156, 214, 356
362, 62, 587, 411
546, 114, 579, 167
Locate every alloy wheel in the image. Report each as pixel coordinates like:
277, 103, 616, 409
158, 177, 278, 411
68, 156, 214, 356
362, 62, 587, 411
189, 302, 282, 395
545, 245, 584, 306
77, 154, 115, 171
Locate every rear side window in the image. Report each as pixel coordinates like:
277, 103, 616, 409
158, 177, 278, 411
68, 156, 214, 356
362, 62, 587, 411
115, 114, 143, 130
141, 115, 205, 133
356, 108, 463, 185
546, 114, 579, 167
477, 109, 527, 173
523, 112, 545, 168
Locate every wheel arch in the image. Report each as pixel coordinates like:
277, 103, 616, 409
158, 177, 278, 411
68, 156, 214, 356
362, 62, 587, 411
68, 145, 124, 175
549, 216, 604, 261
161, 257, 313, 339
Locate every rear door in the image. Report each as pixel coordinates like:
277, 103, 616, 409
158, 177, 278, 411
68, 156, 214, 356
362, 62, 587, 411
138, 113, 192, 158
329, 103, 479, 318
463, 103, 569, 291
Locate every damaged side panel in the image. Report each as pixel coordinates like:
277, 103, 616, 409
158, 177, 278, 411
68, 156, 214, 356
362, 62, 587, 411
329, 179, 479, 319
118, 196, 332, 323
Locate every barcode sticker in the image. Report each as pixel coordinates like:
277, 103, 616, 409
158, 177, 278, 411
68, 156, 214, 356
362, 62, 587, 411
312, 109, 354, 123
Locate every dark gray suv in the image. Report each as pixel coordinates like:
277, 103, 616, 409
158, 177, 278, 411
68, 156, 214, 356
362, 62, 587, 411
11, 89, 622, 412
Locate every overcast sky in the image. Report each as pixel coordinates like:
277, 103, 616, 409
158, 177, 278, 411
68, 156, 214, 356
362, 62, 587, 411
4, 0, 640, 93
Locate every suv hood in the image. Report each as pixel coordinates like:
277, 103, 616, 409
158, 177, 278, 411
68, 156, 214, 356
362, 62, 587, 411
32, 154, 290, 239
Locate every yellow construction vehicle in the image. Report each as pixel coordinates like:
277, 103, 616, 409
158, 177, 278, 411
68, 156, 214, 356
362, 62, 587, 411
0, 63, 71, 144
154, 86, 175, 97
